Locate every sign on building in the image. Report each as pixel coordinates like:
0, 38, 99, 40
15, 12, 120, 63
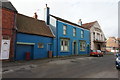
0, 39, 10, 59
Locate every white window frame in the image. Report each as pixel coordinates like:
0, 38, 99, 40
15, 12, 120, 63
63, 25, 67, 35
60, 39, 69, 51
73, 28, 76, 37
81, 30, 84, 38
80, 41, 86, 51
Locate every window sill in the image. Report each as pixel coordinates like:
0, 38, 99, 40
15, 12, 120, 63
60, 51, 70, 52
80, 50, 86, 51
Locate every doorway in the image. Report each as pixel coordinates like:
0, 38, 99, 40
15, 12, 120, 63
73, 41, 77, 55
97, 44, 101, 50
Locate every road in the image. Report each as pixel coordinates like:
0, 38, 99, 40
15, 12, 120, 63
2, 55, 120, 78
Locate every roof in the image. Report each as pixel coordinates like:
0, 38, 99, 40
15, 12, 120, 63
1, 1, 17, 12
17, 13, 54, 38
82, 21, 97, 29
50, 14, 89, 30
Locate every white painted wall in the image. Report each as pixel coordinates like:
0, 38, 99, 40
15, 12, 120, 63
90, 22, 106, 50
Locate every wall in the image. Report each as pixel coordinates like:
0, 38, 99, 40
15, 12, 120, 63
90, 22, 106, 50
56, 20, 90, 56
15, 33, 53, 60
2, 8, 16, 60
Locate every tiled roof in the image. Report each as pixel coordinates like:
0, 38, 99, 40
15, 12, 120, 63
1, 1, 17, 12
50, 14, 89, 30
82, 21, 97, 29
17, 13, 54, 38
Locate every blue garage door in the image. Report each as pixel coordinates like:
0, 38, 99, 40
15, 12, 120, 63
15, 44, 33, 60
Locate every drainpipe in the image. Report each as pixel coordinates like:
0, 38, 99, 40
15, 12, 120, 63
12, 12, 17, 61
56, 20, 58, 57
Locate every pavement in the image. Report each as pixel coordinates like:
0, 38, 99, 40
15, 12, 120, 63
2, 54, 120, 79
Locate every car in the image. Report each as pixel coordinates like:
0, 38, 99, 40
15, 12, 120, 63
90, 50, 103, 57
115, 53, 120, 69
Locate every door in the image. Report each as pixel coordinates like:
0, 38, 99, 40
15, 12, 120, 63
47, 43, 52, 51
87, 44, 90, 54
0, 39, 10, 59
73, 42, 77, 55
15, 44, 33, 60
98, 44, 101, 50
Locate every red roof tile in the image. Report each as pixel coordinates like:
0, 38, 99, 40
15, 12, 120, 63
82, 21, 97, 29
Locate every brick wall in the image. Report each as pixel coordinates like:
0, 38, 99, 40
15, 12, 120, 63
2, 8, 16, 60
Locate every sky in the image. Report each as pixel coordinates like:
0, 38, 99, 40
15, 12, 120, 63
8, 0, 119, 38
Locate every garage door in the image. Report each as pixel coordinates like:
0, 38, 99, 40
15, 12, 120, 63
15, 44, 33, 60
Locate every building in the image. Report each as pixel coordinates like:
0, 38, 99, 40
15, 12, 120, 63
117, 38, 120, 52
44, 6, 90, 57
15, 13, 54, 60
106, 37, 119, 53
82, 21, 106, 51
0, 1, 17, 60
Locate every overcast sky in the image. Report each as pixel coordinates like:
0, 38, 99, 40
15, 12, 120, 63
9, 0, 119, 38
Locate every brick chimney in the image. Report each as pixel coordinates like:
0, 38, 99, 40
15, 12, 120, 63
33, 12, 38, 19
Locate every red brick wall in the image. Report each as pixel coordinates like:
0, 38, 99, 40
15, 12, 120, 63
2, 8, 16, 60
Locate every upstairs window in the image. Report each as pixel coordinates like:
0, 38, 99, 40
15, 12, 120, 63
73, 28, 76, 37
81, 30, 84, 38
93, 32, 95, 40
63, 25, 67, 35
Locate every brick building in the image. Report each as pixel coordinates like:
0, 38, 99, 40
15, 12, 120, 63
106, 37, 119, 53
0, 1, 17, 60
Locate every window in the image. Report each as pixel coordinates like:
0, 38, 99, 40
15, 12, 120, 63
81, 30, 84, 38
97, 33, 100, 40
38, 43, 44, 48
80, 41, 86, 51
63, 25, 67, 35
61, 39, 69, 51
73, 28, 76, 36
93, 32, 95, 40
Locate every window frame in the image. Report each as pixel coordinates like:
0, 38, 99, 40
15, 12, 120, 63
38, 43, 44, 48
81, 30, 84, 38
80, 40, 86, 51
60, 39, 69, 52
73, 28, 76, 37
63, 25, 67, 35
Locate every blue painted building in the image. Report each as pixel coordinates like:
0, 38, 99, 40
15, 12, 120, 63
15, 13, 54, 60
45, 6, 90, 57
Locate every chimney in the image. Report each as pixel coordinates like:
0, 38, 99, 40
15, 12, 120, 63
44, 4, 50, 25
78, 19, 82, 26
33, 12, 38, 19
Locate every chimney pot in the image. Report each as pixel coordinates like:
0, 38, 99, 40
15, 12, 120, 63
33, 12, 38, 19
78, 19, 82, 26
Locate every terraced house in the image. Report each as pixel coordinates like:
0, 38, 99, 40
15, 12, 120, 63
15, 13, 54, 60
44, 6, 90, 57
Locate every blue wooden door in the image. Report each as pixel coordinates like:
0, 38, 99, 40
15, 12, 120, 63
15, 44, 33, 60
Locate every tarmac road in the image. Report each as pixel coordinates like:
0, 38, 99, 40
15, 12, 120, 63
2, 55, 119, 79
